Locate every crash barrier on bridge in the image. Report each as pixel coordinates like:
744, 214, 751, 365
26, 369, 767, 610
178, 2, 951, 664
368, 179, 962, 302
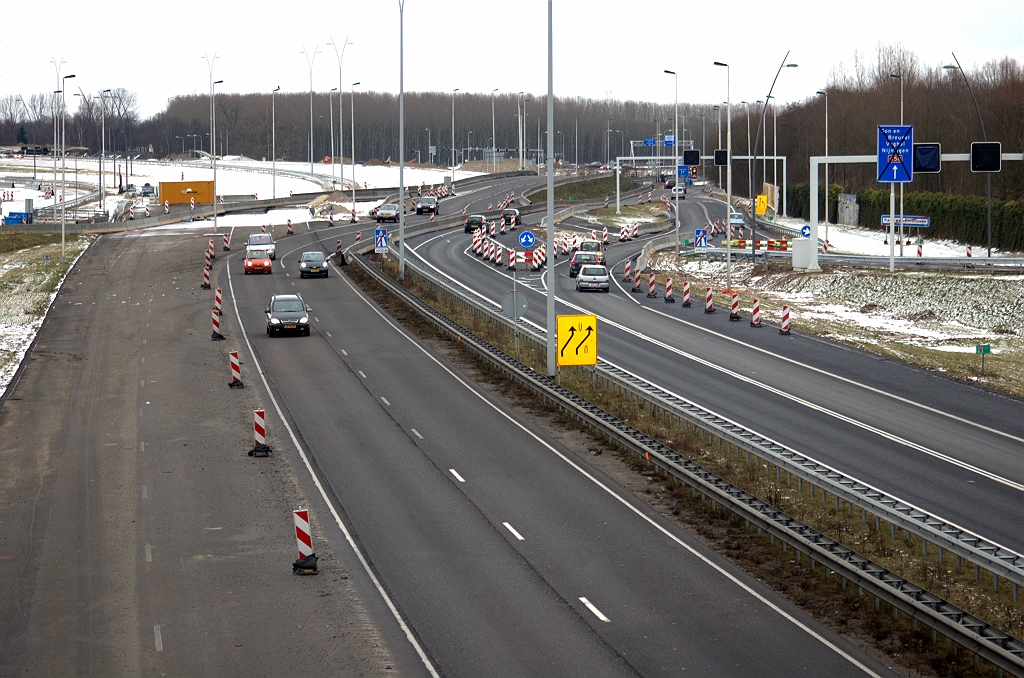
349, 248, 1024, 676
352, 237, 1024, 608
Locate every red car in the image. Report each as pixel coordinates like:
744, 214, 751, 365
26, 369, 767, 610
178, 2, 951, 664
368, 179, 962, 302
244, 249, 272, 274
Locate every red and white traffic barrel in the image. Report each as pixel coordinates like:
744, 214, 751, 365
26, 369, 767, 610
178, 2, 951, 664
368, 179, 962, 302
664, 277, 675, 303
602, 226, 608, 243
966, 245, 972, 258
201, 266, 211, 289
223, 232, 230, 251
729, 292, 741, 321
337, 240, 342, 257
750, 298, 762, 327
209, 240, 215, 261
211, 308, 224, 340
214, 287, 223, 316
229, 350, 244, 388
646, 273, 657, 298
704, 287, 714, 314
780, 305, 791, 335
682, 281, 691, 307
622, 258, 632, 282
248, 410, 270, 456
287, 219, 294, 235
632, 223, 639, 239
164, 200, 170, 214
355, 230, 361, 244
632, 268, 642, 293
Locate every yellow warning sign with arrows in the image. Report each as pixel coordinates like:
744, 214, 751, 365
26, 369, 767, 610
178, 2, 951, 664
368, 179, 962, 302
556, 314, 598, 366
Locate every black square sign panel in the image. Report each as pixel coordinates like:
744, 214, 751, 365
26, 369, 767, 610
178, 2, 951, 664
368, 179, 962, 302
971, 142, 1001, 172
714, 150, 728, 166
682, 150, 700, 166
913, 143, 941, 173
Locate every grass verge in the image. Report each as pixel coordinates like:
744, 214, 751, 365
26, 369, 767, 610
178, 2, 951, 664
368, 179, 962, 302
349, 253, 1021, 678
528, 175, 639, 203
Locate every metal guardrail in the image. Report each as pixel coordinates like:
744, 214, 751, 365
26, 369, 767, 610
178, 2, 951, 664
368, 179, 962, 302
384, 237, 1024, 599
349, 248, 1024, 676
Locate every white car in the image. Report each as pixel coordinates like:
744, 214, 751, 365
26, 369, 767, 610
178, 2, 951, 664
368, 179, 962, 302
575, 265, 610, 292
246, 233, 276, 260
671, 185, 687, 199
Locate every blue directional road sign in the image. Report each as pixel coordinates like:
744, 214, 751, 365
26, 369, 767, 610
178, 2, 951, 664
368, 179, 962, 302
882, 215, 930, 228
643, 138, 656, 147
694, 228, 708, 251
518, 230, 536, 248
677, 165, 686, 178
664, 135, 675, 147
801, 224, 811, 238
877, 125, 914, 183
374, 227, 389, 253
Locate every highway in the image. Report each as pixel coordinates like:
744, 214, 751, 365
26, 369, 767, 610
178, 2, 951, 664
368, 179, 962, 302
222, 195, 895, 676
404, 188, 1024, 556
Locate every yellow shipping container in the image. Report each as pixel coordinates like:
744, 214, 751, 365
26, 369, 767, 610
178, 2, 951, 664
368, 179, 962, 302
159, 180, 214, 206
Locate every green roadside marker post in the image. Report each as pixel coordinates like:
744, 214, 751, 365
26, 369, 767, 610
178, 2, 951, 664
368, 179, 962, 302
976, 343, 991, 374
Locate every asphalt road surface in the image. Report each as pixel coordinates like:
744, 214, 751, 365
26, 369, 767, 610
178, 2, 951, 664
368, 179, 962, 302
405, 189, 1024, 556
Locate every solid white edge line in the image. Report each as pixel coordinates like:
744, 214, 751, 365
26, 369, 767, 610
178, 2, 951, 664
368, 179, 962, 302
417, 240, 1021, 490
153, 624, 163, 651
358, 371, 366, 378
226, 260, 440, 678
326, 258, 882, 677
639, 305, 1022, 444
381, 397, 391, 406
411, 428, 423, 440
502, 522, 525, 541
579, 597, 611, 623
449, 469, 465, 483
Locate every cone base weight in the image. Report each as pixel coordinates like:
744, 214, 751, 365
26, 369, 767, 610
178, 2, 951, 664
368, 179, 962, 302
779, 329, 791, 335
664, 297, 675, 303
228, 380, 245, 389
750, 321, 762, 328
729, 314, 741, 322
211, 332, 225, 341
248, 444, 272, 457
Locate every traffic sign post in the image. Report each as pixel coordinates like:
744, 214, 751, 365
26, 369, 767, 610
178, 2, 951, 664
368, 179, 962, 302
976, 343, 991, 374
694, 228, 707, 252
374, 228, 389, 254
878, 125, 914, 272
556, 314, 597, 366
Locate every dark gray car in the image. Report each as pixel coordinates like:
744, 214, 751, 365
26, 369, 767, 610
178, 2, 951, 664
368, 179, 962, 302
266, 293, 312, 336
298, 251, 328, 278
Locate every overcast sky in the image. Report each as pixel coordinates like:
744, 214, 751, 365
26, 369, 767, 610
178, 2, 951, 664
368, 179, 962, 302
2, 0, 1021, 118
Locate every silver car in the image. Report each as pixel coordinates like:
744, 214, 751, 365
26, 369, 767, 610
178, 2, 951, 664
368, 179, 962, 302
376, 203, 400, 222
575, 265, 610, 292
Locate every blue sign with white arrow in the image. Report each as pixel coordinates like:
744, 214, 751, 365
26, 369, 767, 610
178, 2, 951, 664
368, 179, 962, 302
801, 224, 811, 238
518, 230, 536, 248
877, 125, 914, 183
374, 228, 389, 253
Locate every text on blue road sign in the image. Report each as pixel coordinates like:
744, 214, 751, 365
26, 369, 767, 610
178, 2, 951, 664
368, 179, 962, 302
877, 125, 914, 183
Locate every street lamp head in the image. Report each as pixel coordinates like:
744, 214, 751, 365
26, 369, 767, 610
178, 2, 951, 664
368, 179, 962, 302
889, 73, 901, 79
816, 90, 826, 96
102, 88, 111, 93
713, 62, 728, 68
943, 64, 959, 71
214, 80, 223, 85
785, 64, 798, 68
664, 69, 676, 75
454, 88, 459, 92
274, 86, 280, 92
352, 81, 360, 87
64, 74, 76, 80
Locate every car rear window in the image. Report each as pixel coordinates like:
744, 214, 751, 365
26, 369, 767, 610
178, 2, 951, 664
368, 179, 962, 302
578, 254, 597, 263
249, 234, 272, 245
581, 266, 606, 276
272, 299, 304, 312
420, 197, 436, 204
248, 250, 268, 258
579, 242, 600, 251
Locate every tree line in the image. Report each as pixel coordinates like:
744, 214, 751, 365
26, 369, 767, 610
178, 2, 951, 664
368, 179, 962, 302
2, 45, 1019, 208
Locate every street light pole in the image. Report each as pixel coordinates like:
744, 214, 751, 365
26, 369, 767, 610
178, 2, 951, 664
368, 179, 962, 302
212, 80, 223, 233
945, 54, 992, 256
424, 128, 431, 164
491, 88, 498, 173
351, 82, 360, 218
329, 37, 352, 191
329, 87, 338, 187
452, 88, 459, 183
516, 92, 524, 169
272, 86, 280, 199
665, 69, 679, 256
60, 74, 75, 263
301, 45, 321, 176
714, 62, 732, 289
398, 0, 406, 278
100, 89, 111, 210
203, 53, 218, 169
545, 0, 555, 377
